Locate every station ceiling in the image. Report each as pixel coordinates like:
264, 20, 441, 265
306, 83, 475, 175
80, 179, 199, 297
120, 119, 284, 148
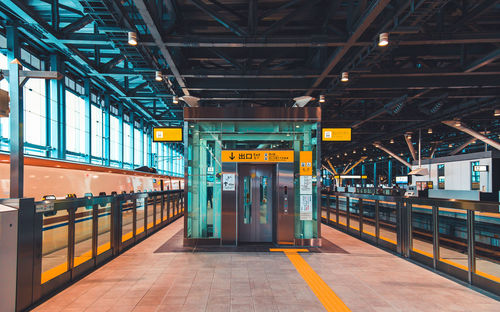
0, 0, 499, 165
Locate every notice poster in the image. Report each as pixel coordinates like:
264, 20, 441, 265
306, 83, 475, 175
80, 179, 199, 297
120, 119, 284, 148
300, 176, 312, 194
222, 173, 235, 191
300, 195, 312, 220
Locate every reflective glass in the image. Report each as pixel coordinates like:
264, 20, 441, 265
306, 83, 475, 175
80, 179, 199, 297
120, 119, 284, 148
97, 203, 111, 255
260, 176, 269, 224
438, 207, 468, 271
74, 207, 93, 267
411, 204, 434, 257
122, 200, 134, 241
243, 176, 251, 224
474, 210, 500, 283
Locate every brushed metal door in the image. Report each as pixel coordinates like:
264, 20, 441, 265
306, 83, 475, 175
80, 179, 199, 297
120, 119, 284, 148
238, 165, 273, 242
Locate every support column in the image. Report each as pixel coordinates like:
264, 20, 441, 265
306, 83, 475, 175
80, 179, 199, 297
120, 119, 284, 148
7, 26, 23, 198
118, 105, 124, 167
388, 160, 392, 186
50, 54, 65, 159
373, 162, 377, 187
361, 164, 366, 186
130, 112, 135, 167
84, 79, 91, 163
140, 119, 144, 166
103, 94, 110, 166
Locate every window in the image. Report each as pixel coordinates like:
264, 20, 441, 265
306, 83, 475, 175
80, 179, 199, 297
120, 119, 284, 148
134, 127, 142, 166
437, 164, 445, 189
110, 115, 121, 163
143, 132, 149, 167
91, 104, 103, 159
123, 122, 132, 167
23, 73, 47, 151
65, 91, 86, 156
471, 161, 480, 190
0, 53, 9, 151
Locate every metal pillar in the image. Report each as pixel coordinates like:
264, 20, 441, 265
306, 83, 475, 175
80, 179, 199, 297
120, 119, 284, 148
373, 162, 377, 187
361, 165, 366, 186
7, 26, 23, 198
130, 112, 135, 167
50, 54, 65, 159
119, 105, 124, 167
84, 79, 91, 163
388, 160, 392, 186
140, 119, 144, 166
103, 94, 111, 166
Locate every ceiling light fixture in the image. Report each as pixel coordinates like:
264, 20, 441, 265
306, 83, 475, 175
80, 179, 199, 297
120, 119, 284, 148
128, 31, 138, 46
378, 32, 389, 47
353, 150, 356, 154
390, 138, 394, 144
494, 109, 500, 117
363, 147, 366, 151
427, 128, 432, 134
341, 72, 349, 82
319, 95, 325, 103
172, 96, 179, 104
155, 71, 162, 81
454, 120, 461, 127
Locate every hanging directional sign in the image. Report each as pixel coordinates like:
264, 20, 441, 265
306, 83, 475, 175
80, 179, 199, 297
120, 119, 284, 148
322, 128, 351, 141
221, 150, 294, 162
153, 127, 183, 142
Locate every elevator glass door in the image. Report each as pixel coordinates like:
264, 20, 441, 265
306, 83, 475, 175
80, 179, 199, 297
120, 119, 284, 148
238, 165, 273, 242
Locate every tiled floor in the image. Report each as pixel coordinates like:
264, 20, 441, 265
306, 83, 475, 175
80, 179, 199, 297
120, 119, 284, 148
33, 218, 499, 312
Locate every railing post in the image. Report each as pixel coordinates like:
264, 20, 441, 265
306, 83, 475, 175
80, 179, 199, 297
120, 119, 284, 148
153, 195, 157, 228
161, 194, 165, 222
359, 198, 364, 236
336, 195, 339, 225
346, 196, 350, 230
92, 203, 98, 260
432, 205, 439, 269
167, 192, 171, 221
375, 200, 380, 244
467, 210, 475, 284
67, 207, 75, 274
133, 198, 137, 240
111, 196, 121, 256
326, 193, 331, 225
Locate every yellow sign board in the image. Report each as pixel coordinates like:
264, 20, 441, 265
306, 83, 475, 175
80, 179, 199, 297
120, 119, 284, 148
299, 151, 313, 176
153, 127, 183, 142
322, 128, 351, 141
221, 150, 294, 163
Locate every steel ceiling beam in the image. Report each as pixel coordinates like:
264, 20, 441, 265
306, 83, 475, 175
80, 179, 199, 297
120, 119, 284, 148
442, 120, 500, 151
0, 0, 158, 124
306, 0, 391, 96
263, 0, 321, 36
60, 14, 94, 34
132, 0, 188, 96
464, 48, 500, 72
188, 0, 248, 37
372, 142, 412, 168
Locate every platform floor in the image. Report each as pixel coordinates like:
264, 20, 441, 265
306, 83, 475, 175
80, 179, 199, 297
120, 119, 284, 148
33, 219, 499, 312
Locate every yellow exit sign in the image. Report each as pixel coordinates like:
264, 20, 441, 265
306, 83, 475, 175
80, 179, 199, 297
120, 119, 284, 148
322, 128, 351, 141
153, 127, 183, 142
221, 150, 294, 163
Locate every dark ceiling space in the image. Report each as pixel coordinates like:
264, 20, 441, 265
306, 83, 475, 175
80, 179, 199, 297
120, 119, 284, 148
0, 0, 499, 168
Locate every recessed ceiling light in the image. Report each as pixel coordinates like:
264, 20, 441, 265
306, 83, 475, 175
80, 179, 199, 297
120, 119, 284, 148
155, 71, 162, 81
341, 72, 349, 82
319, 95, 325, 103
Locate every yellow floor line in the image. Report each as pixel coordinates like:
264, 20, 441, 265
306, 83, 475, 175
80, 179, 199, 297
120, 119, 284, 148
271, 249, 351, 312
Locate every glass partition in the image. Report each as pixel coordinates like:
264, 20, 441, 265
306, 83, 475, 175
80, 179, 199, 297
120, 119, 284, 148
97, 203, 111, 255
411, 204, 433, 257
122, 200, 135, 241
362, 199, 376, 237
349, 198, 360, 231
41, 210, 69, 284
438, 207, 468, 270
474, 210, 500, 283
73, 206, 93, 267
338, 196, 347, 226
378, 201, 397, 244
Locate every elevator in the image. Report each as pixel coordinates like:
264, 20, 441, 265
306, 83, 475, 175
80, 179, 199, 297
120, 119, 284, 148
183, 107, 321, 247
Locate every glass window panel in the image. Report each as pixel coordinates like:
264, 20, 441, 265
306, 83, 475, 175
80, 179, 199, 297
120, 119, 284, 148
411, 204, 434, 257
474, 210, 500, 283
134, 128, 142, 166
23, 74, 46, 148
438, 207, 468, 271
260, 176, 269, 224
379, 201, 397, 244
0, 53, 10, 150
91, 105, 103, 157
65, 91, 86, 155
110, 115, 121, 162
123, 123, 132, 166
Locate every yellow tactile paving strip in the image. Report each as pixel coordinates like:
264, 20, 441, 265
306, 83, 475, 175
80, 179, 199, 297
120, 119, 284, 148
271, 248, 351, 312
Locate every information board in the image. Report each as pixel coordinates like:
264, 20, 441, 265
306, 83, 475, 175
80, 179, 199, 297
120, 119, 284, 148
300, 195, 312, 220
299, 151, 313, 176
222, 173, 235, 191
221, 150, 294, 163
